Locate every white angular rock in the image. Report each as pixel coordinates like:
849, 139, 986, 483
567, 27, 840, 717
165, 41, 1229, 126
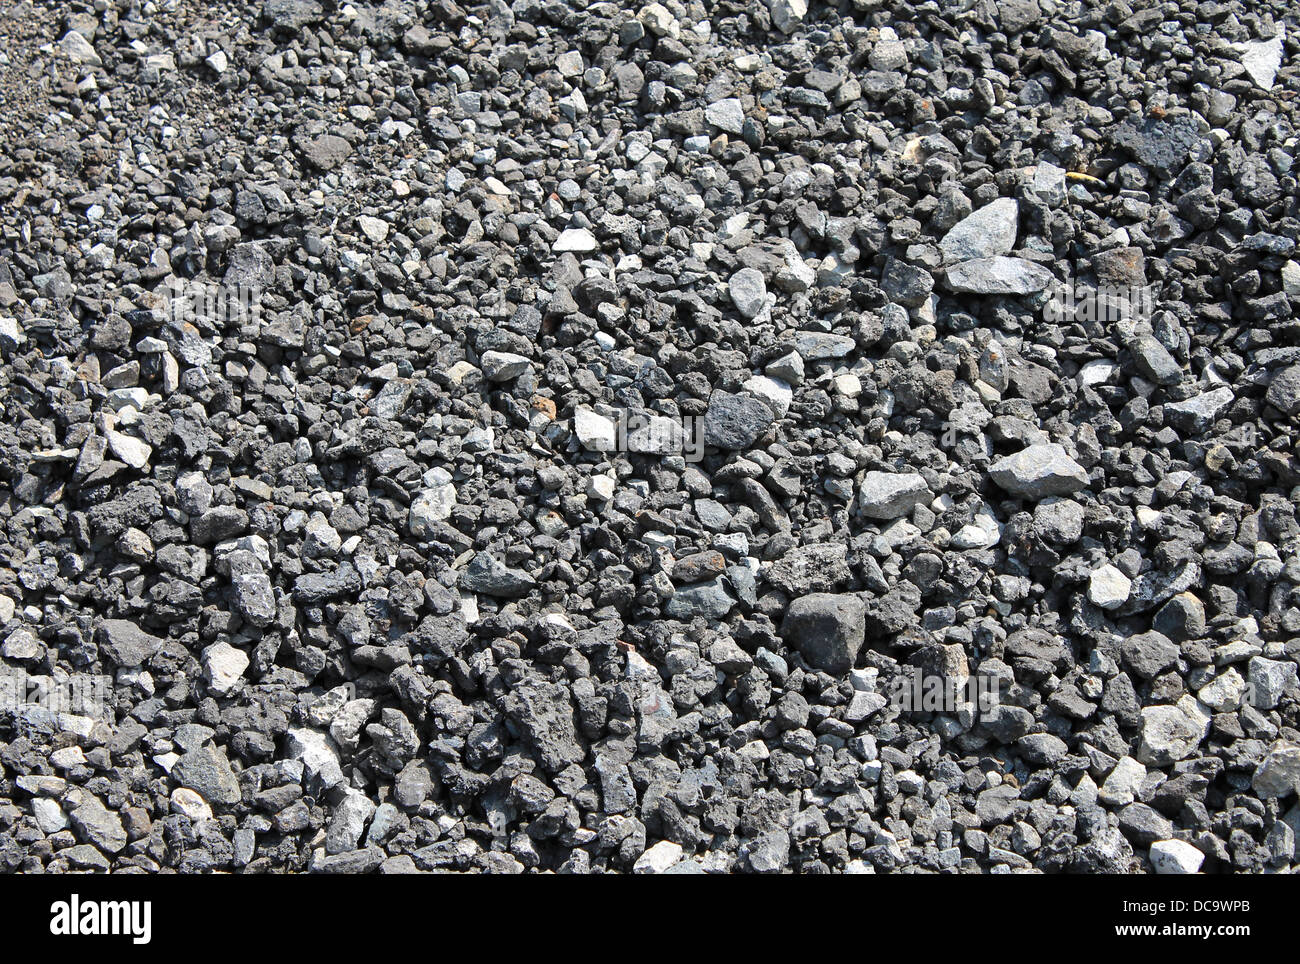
202, 641, 249, 696
106, 430, 152, 469
743, 375, 793, 418
728, 267, 767, 319
1282, 261, 1300, 297
285, 727, 345, 790
574, 407, 617, 451
553, 228, 598, 252
1197, 667, 1248, 712
768, 0, 807, 34
32, 798, 69, 834
944, 256, 1054, 295
634, 839, 685, 873
626, 414, 684, 455
357, 215, 389, 242
1253, 742, 1300, 798
639, 3, 679, 38
1136, 698, 1211, 766
60, 30, 101, 65
1079, 359, 1119, 386
857, 472, 932, 520
587, 473, 616, 501
705, 98, 745, 134
1238, 33, 1284, 90
410, 478, 458, 537
1098, 756, 1147, 807
1088, 564, 1131, 610
1149, 839, 1204, 874
951, 506, 1001, 549
990, 444, 1089, 499
1247, 656, 1298, 710
171, 787, 214, 823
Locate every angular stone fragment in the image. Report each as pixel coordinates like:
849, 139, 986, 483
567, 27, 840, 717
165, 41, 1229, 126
766, 544, 850, 595
574, 407, 617, 451
781, 593, 867, 675
1088, 564, 1131, 609
1129, 336, 1181, 385
1149, 839, 1205, 874
553, 228, 597, 252
989, 443, 1089, 498
202, 641, 250, 696
857, 472, 931, 520
939, 198, 1018, 264
944, 257, 1054, 294
703, 391, 776, 449
59, 30, 101, 65
503, 677, 585, 773
1253, 742, 1300, 798
1135, 698, 1210, 766
728, 267, 767, 319
70, 798, 127, 853
409, 479, 457, 536
460, 552, 535, 598
480, 350, 531, 381
1164, 388, 1234, 432
172, 742, 242, 806
705, 98, 745, 134
97, 619, 163, 667
1238, 33, 1284, 90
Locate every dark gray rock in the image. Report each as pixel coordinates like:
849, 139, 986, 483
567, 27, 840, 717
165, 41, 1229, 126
780, 593, 867, 675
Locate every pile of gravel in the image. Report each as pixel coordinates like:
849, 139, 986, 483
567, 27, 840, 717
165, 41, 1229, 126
0, 0, 1297, 874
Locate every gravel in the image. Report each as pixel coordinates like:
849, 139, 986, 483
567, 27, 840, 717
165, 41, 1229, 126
0, 0, 1297, 878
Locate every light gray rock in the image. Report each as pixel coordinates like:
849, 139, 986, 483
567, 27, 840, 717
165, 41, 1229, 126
574, 407, 617, 451
480, 350, 531, 382
553, 228, 598, 252
857, 472, 932, 519
326, 789, 377, 855
1253, 742, 1300, 798
1136, 699, 1211, 766
70, 797, 127, 853
1248, 657, 1298, 710
634, 839, 685, 873
728, 267, 768, 319
1164, 388, 1234, 432
705, 98, 745, 134
989, 444, 1089, 498
768, 0, 807, 34
1238, 33, 1284, 89
944, 257, 1054, 294
1149, 839, 1205, 874
1088, 564, 1131, 610
59, 30, 101, 65
410, 478, 457, 536
939, 198, 1019, 264
286, 727, 346, 791
202, 641, 249, 696
1098, 756, 1147, 807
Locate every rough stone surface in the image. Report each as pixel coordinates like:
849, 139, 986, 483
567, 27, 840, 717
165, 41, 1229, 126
781, 594, 868, 675
0, 0, 1296, 880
